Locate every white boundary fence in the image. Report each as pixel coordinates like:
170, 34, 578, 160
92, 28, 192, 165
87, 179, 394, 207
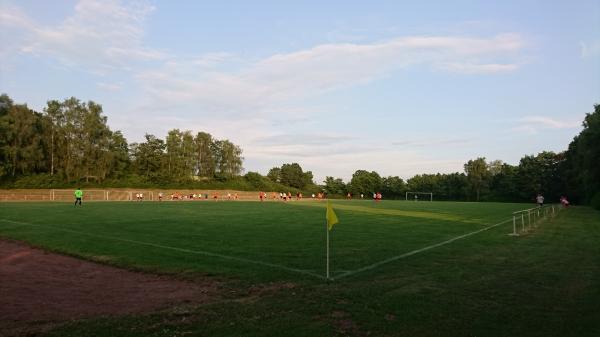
0, 189, 277, 202
508, 204, 560, 236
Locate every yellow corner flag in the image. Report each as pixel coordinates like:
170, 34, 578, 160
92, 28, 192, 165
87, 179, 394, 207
326, 201, 339, 230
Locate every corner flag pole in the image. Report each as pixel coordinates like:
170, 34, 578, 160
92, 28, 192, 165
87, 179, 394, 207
325, 201, 339, 280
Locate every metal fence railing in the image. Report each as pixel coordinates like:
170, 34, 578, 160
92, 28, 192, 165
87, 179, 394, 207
508, 204, 560, 236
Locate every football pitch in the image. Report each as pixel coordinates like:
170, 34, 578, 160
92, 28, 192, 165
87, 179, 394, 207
1, 200, 599, 336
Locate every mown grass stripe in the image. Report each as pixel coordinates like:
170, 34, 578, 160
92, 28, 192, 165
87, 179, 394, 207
293, 201, 469, 222
334, 218, 513, 280
0, 218, 326, 280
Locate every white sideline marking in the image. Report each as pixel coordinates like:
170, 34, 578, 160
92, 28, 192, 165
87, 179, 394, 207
334, 218, 513, 280
0, 219, 326, 280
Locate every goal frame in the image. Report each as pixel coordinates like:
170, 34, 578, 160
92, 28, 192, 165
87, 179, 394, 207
405, 191, 433, 201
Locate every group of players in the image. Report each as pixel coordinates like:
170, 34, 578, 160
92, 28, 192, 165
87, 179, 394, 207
259, 191, 308, 201
165, 192, 240, 201
71, 188, 383, 206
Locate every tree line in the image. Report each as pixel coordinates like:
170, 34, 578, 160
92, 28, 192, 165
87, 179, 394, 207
1, 94, 598, 207
0, 94, 244, 186
323, 104, 600, 207
323, 153, 564, 203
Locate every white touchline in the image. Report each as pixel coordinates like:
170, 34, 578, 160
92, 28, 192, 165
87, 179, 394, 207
1, 218, 514, 282
0, 219, 326, 280
333, 218, 513, 280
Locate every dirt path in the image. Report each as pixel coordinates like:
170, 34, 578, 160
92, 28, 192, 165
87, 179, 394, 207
0, 239, 222, 335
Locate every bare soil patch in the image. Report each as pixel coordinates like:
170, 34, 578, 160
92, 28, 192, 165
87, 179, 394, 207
0, 239, 221, 335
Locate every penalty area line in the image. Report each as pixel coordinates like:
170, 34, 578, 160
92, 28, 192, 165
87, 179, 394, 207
0, 219, 326, 280
334, 218, 513, 280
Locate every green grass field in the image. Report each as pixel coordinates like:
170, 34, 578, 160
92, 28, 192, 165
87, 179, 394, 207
1, 200, 599, 336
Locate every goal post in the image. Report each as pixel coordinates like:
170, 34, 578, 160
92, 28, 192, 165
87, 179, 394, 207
405, 191, 433, 201
51, 189, 108, 201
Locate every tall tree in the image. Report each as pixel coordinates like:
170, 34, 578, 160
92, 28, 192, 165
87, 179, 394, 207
564, 104, 600, 204
516, 151, 564, 202
1, 102, 45, 177
381, 176, 406, 199
439, 173, 468, 200
217, 140, 244, 177
0, 94, 11, 177
349, 170, 382, 195
267, 167, 281, 182
131, 134, 165, 180
44, 100, 65, 176
280, 163, 307, 188
323, 176, 347, 195
407, 174, 440, 195
464, 157, 489, 201
488, 163, 518, 202
194, 132, 215, 177
165, 129, 184, 178
107, 131, 130, 179
181, 130, 196, 178
80, 101, 113, 182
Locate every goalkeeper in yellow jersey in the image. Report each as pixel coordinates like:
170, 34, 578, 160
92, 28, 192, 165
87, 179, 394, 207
74, 188, 83, 206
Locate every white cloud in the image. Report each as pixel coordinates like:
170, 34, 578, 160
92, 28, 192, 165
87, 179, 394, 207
436, 62, 519, 74
580, 40, 600, 58
125, 32, 527, 179
0, 4, 36, 31
96, 82, 122, 91
518, 116, 580, 129
1, 0, 165, 72
192, 53, 237, 67
392, 138, 473, 148
509, 116, 581, 135
251, 134, 356, 146
1, 1, 532, 180
135, 33, 526, 120
2, 1, 526, 118
293, 149, 467, 182
509, 125, 538, 135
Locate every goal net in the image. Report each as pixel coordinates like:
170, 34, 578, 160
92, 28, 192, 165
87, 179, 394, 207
50, 190, 155, 201
405, 191, 433, 201
52, 189, 108, 201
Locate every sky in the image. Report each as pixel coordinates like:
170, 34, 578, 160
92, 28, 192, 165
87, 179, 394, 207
1, 0, 599, 183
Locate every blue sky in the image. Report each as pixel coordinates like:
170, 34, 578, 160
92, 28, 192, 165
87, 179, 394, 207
1, 0, 599, 182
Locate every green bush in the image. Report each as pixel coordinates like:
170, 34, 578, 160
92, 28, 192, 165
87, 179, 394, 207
0, 172, 322, 196
10, 174, 66, 188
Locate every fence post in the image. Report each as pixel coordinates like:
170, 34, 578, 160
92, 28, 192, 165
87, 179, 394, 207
509, 215, 519, 236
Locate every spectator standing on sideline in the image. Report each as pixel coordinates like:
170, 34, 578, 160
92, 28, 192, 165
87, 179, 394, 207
74, 188, 83, 206
536, 193, 544, 207
560, 196, 570, 207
